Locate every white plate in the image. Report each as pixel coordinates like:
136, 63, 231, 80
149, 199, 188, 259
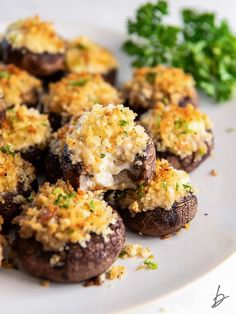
0, 22, 236, 314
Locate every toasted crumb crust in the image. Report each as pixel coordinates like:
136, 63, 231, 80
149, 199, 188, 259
14, 180, 118, 251
66, 36, 118, 74
124, 66, 197, 109
117, 159, 194, 213
140, 103, 213, 160
65, 104, 149, 190
0, 105, 51, 152
0, 63, 42, 107
43, 73, 123, 118
0, 150, 36, 194
4, 16, 65, 54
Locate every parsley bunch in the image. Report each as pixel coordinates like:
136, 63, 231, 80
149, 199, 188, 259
123, 0, 236, 102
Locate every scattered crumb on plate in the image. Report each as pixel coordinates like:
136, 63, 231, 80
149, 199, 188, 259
40, 280, 50, 288
107, 265, 126, 280
119, 243, 152, 259
210, 169, 218, 176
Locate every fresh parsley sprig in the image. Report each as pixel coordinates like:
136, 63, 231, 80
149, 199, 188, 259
123, 0, 236, 102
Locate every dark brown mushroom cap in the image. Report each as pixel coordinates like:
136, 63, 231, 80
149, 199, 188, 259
1, 40, 65, 77
116, 194, 197, 236
16, 213, 125, 283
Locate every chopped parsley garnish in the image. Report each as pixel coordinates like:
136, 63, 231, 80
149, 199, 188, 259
145, 72, 156, 84
27, 192, 35, 203
119, 119, 129, 127
53, 189, 77, 208
183, 183, 193, 193
119, 250, 127, 258
162, 181, 168, 190
0, 71, 10, 79
0, 144, 15, 156
89, 200, 95, 212
136, 184, 145, 199
143, 256, 158, 270
156, 115, 162, 127
67, 228, 75, 235
123, 0, 236, 101
76, 43, 87, 50
100, 153, 106, 159
175, 182, 180, 192
68, 79, 88, 87
226, 127, 235, 133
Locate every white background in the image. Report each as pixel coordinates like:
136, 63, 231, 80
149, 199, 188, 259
0, 1, 235, 313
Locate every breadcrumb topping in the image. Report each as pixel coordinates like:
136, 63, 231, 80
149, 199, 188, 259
44, 73, 123, 118
66, 36, 118, 74
66, 104, 149, 190
0, 64, 42, 107
14, 180, 118, 251
4, 15, 65, 54
0, 150, 36, 193
107, 265, 126, 280
118, 159, 194, 213
140, 103, 213, 159
124, 66, 197, 108
0, 105, 51, 152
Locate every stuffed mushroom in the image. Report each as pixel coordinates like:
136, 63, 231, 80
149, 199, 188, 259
0, 147, 36, 229
140, 103, 214, 172
1, 16, 65, 78
114, 159, 197, 236
62, 104, 156, 191
43, 72, 123, 130
65, 36, 118, 85
0, 105, 51, 167
14, 180, 125, 283
0, 63, 42, 108
124, 66, 198, 114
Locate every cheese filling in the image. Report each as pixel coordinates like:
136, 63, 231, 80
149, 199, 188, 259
0, 105, 51, 152
0, 64, 42, 107
140, 103, 213, 159
4, 15, 65, 54
44, 73, 123, 118
66, 104, 149, 190
119, 159, 194, 213
66, 36, 118, 74
124, 65, 197, 108
14, 180, 118, 251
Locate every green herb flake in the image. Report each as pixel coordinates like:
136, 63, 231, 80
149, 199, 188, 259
68, 79, 88, 87
54, 190, 76, 208
0, 71, 10, 79
226, 127, 235, 133
67, 228, 75, 235
183, 183, 193, 193
0, 144, 15, 156
119, 119, 129, 127
175, 182, 180, 192
76, 43, 87, 50
119, 250, 127, 258
136, 184, 145, 199
156, 115, 162, 127
89, 200, 96, 212
27, 192, 35, 203
145, 72, 156, 84
100, 153, 106, 159
162, 181, 168, 190
143, 256, 158, 270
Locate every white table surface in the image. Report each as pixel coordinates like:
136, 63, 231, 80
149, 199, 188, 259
1, 0, 235, 313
